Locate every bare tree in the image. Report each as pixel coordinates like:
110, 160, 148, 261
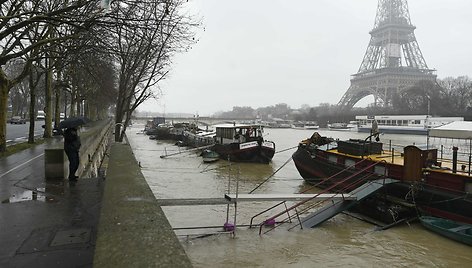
438, 76, 472, 115
107, 0, 199, 141
0, 0, 107, 151
6, 61, 29, 117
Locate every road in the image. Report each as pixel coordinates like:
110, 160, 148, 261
6, 120, 45, 144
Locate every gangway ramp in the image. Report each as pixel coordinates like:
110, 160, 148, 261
225, 193, 356, 202
156, 193, 356, 206
301, 178, 398, 228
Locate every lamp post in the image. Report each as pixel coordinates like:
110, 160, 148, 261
426, 95, 431, 150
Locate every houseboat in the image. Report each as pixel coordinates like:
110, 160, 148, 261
211, 124, 275, 164
304, 122, 320, 130
292, 124, 472, 225
356, 115, 463, 135
327, 122, 355, 131
292, 121, 319, 130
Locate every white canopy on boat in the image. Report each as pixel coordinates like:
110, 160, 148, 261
429, 121, 472, 139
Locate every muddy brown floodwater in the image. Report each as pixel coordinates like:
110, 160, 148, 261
127, 124, 471, 267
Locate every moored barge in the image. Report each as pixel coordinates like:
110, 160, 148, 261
292, 129, 472, 225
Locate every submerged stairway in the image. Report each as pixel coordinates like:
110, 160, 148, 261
301, 178, 398, 228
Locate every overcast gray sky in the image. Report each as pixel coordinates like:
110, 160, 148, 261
138, 0, 472, 116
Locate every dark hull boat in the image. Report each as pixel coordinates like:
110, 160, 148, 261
292, 131, 472, 225
145, 126, 172, 139
212, 140, 275, 164
212, 124, 275, 164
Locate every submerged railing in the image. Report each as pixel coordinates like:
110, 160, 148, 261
252, 159, 388, 235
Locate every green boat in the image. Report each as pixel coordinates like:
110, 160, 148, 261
419, 216, 472, 246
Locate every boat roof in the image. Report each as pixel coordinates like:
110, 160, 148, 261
429, 121, 472, 139
356, 115, 464, 121
214, 123, 262, 129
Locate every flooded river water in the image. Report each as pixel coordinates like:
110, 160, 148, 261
127, 124, 471, 267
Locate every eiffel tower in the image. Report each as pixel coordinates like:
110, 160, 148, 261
338, 0, 437, 109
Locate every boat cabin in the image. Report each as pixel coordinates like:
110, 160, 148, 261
214, 124, 264, 145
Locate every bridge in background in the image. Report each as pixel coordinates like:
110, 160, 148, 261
134, 116, 258, 126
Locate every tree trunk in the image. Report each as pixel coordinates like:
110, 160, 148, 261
43, 60, 52, 138
28, 71, 36, 143
114, 122, 122, 142
54, 89, 60, 128
114, 101, 124, 142
64, 91, 68, 119
119, 109, 132, 142
77, 98, 81, 116
0, 68, 10, 152
70, 87, 76, 117
114, 107, 124, 142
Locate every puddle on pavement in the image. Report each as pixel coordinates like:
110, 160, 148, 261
2, 187, 60, 204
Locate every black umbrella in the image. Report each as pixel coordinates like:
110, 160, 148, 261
59, 116, 90, 129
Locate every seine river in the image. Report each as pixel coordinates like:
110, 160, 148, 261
127, 124, 471, 267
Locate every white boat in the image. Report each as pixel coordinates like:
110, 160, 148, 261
291, 122, 305, 130
328, 122, 356, 131
304, 124, 319, 130
292, 121, 319, 130
356, 115, 464, 135
304, 121, 319, 130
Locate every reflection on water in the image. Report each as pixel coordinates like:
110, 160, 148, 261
1, 186, 62, 203
127, 125, 472, 267
2, 180, 67, 204
1, 190, 47, 203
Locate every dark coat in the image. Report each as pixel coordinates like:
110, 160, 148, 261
64, 128, 81, 151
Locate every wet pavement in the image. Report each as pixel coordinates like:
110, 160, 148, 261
0, 139, 105, 267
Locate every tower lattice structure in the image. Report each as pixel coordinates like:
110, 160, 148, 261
337, 0, 437, 109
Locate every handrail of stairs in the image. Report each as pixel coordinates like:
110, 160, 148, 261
281, 171, 379, 233
258, 159, 388, 235
286, 170, 385, 232
249, 158, 371, 228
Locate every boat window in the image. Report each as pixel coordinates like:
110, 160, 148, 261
386, 120, 391, 125
345, 159, 355, 168
414, 120, 420, 124
374, 165, 387, 176
402, 120, 408, 125
328, 155, 337, 163
216, 128, 237, 139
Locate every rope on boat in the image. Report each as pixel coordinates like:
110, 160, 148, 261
200, 163, 232, 173
275, 145, 298, 154
248, 156, 293, 194
198, 145, 298, 174
159, 144, 213, 158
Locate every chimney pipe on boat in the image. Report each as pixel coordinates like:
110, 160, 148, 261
452, 146, 458, 173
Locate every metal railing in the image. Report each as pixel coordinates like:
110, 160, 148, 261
254, 159, 388, 235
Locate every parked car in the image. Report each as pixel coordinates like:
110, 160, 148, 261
10, 116, 26, 124
36, 110, 45, 120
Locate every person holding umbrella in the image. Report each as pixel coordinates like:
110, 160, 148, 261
59, 116, 89, 181
63, 127, 81, 181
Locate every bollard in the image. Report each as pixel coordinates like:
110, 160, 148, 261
45, 148, 68, 179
